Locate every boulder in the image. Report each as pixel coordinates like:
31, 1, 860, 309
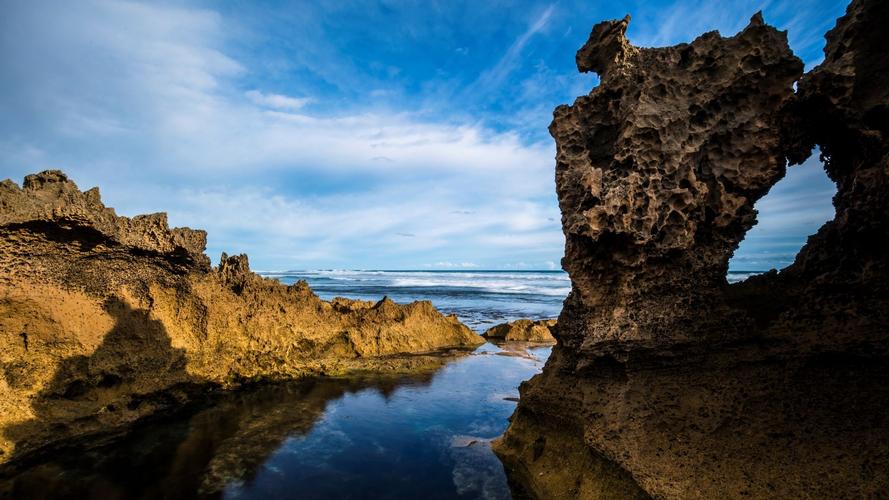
482, 319, 557, 343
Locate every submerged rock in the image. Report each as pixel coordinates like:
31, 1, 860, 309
482, 319, 556, 343
0, 171, 483, 465
495, 1, 889, 498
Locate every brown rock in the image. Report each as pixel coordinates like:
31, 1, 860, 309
482, 319, 557, 343
495, 1, 889, 498
0, 171, 482, 465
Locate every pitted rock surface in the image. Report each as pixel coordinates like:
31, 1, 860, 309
554, 12, 802, 348
495, 1, 889, 498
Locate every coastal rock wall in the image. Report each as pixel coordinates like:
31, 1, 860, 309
0, 171, 482, 465
495, 1, 889, 498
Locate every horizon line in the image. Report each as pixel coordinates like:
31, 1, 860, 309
253, 269, 770, 274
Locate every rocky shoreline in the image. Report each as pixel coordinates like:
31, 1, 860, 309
0, 171, 483, 465
495, 0, 889, 497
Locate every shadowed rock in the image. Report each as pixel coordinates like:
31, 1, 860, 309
495, 1, 889, 498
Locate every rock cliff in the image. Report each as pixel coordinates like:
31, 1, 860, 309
482, 319, 556, 343
0, 171, 482, 465
495, 1, 889, 498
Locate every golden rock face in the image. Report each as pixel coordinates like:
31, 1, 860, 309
0, 171, 482, 464
482, 319, 556, 343
496, 1, 889, 498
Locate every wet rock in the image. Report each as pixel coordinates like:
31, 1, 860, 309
495, 1, 889, 498
0, 171, 482, 465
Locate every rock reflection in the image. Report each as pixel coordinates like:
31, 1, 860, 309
0, 364, 451, 499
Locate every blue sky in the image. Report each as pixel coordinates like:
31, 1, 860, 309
0, 0, 845, 271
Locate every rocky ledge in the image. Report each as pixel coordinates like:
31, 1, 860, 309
495, 0, 889, 498
0, 171, 482, 465
482, 319, 556, 343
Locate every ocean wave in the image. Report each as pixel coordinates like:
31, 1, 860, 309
387, 277, 570, 296
306, 270, 570, 281
726, 271, 763, 283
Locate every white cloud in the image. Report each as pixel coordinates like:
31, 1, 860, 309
0, 0, 563, 269
426, 262, 480, 269
245, 90, 312, 111
157, 180, 563, 269
730, 155, 836, 271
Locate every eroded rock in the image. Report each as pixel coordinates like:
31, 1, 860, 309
495, 1, 889, 498
0, 171, 483, 465
482, 319, 557, 343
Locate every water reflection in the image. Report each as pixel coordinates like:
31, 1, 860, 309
1, 344, 550, 500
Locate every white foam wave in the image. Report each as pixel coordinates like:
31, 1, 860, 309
386, 277, 569, 296
727, 271, 762, 283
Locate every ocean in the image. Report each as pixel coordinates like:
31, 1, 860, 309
262, 269, 763, 331
262, 270, 571, 332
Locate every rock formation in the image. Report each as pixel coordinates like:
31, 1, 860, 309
495, 0, 889, 498
482, 319, 556, 343
0, 171, 483, 465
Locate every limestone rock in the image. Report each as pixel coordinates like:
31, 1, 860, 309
482, 319, 556, 343
495, 1, 889, 498
0, 171, 483, 465
553, 11, 803, 348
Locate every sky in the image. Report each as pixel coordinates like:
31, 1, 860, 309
0, 0, 846, 271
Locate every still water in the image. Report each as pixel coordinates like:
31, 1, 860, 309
2, 344, 551, 499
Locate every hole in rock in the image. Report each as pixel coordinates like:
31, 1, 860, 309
728, 152, 836, 283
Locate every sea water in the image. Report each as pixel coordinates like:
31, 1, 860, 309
264, 270, 570, 332
263, 269, 760, 331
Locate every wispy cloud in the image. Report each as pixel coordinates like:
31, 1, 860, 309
0, 0, 845, 271
622, 0, 846, 69
464, 5, 556, 100
425, 262, 479, 269
245, 90, 312, 111
730, 155, 836, 271
629, 0, 770, 47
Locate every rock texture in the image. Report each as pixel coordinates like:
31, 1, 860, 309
495, 1, 889, 498
482, 319, 557, 343
0, 171, 482, 465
